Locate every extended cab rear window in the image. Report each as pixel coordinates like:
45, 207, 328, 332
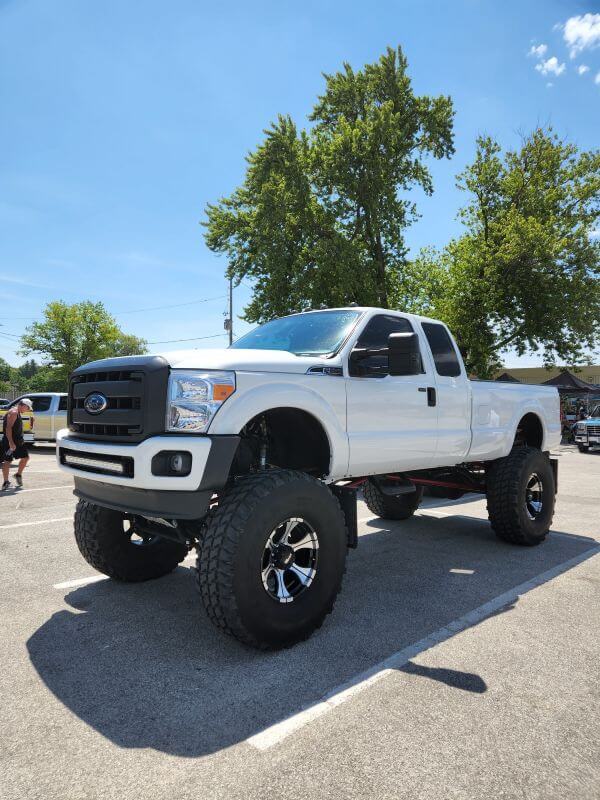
421, 322, 462, 377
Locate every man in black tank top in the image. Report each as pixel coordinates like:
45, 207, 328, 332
2, 398, 33, 490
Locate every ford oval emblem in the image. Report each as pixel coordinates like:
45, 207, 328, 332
84, 392, 108, 415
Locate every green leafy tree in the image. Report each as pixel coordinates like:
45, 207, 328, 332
19, 301, 147, 386
0, 357, 10, 382
18, 358, 39, 379
204, 46, 454, 321
394, 129, 600, 377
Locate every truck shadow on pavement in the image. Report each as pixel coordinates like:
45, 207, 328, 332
27, 515, 598, 757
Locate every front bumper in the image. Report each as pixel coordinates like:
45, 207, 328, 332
56, 430, 239, 518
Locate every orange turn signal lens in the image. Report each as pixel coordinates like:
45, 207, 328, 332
213, 384, 235, 401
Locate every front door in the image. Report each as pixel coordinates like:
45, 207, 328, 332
346, 314, 438, 475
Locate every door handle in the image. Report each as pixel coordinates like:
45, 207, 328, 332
427, 387, 436, 407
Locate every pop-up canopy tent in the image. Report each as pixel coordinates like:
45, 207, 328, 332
541, 370, 600, 395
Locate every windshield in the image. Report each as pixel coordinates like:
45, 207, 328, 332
231, 310, 361, 356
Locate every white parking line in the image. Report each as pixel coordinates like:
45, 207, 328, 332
0, 517, 72, 530
53, 575, 106, 590
0, 484, 72, 495
247, 545, 600, 751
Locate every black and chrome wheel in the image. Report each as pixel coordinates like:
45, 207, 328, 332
486, 447, 555, 546
261, 518, 319, 603
74, 500, 188, 581
524, 473, 544, 520
197, 470, 347, 649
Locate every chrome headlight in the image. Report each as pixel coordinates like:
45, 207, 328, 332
166, 371, 235, 433
577, 422, 587, 432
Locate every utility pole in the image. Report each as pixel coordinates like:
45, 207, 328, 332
228, 276, 233, 345
224, 275, 233, 345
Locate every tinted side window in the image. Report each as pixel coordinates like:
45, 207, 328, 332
422, 322, 461, 377
31, 396, 52, 412
58, 396, 68, 411
352, 315, 417, 377
356, 315, 413, 348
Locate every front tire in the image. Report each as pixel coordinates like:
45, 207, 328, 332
577, 444, 590, 453
363, 478, 423, 520
486, 447, 555, 546
197, 470, 347, 649
74, 500, 188, 581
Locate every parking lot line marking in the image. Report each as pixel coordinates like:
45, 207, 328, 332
0, 484, 72, 495
0, 517, 72, 530
247, 544, 600, 751
53, 575, 106, 590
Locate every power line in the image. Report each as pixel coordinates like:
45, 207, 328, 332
0, 294, 228, 322
146, 333, 227, 345
113, 295, 227, 315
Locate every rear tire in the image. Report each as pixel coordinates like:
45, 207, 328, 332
73, 500, 188, 581
197, 470, 347, 649
363, 478, 423, 520
486, 447, 555, 546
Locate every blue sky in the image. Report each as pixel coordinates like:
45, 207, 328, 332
1, 0, 599, 367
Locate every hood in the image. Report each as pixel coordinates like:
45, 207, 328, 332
156, 348, 342, 375
581, 417, 600, 424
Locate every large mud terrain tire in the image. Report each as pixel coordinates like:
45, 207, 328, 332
577, 444, 589, 453
486, 447, 555, 546
363, 478, 423, 520
197, 470, 347, 649
74, 500, 188, 581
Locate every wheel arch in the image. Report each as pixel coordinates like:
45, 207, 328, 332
209, 382, 348, 478
514, 411, 544, 449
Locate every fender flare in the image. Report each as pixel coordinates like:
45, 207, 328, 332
208, 381, 349, 479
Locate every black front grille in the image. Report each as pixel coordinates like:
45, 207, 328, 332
68, 355, 169, 443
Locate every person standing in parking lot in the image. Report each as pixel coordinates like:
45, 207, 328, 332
1, 398, 33, 490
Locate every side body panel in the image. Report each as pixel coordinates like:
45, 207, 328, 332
468, 381, 561, 459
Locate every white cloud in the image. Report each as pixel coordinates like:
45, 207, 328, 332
535, 56, 566, 76
596, 71, 600, 85
528, 43, 548, 59
546, 82, 554, 88
562, 13, 600, 58
577, 64, 590, 75
590, 228, 600, 239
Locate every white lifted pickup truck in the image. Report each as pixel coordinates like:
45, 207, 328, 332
57, 308, 561, 649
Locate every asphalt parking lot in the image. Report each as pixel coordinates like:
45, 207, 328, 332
1, 444, 599, 800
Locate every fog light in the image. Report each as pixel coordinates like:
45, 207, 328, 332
170, 453, 184, 473
151, 450, 192, 477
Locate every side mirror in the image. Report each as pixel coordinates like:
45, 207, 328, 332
388, 333, 422, 376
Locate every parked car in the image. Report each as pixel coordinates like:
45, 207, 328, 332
57, 307, 561, 649
0, 398, 10, 406
4, 392, 68, 442
574, 404, 600, 452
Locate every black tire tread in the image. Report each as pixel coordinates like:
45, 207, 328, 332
74, 499, 187, 581
363, 478, 422, 520
196, 470, 347, 649
486, 447, 554, 546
